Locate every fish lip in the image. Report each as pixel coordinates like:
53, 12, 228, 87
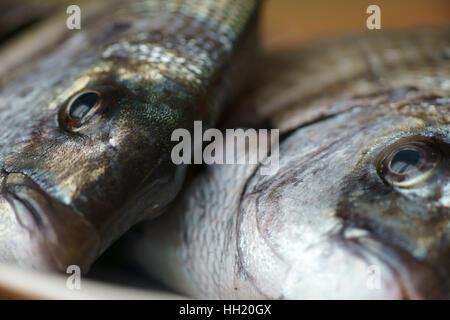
390, 252, 450, 300
1, 171, 100, 272
342, 233, 449, 299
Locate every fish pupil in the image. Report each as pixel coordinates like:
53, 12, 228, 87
69, 92, 99, 120
390, 149, 420, 174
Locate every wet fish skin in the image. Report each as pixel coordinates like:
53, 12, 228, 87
127, 28, 450, 299
0, 0, 261, 271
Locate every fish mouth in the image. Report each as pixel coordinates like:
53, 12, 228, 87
1, 171, 100, 272
343, 234, 450, 299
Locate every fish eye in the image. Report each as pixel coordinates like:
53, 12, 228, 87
68, 91, 99, 120
60, 90, 103, 131
389, 149, 420, 174
377, 138, 440, 188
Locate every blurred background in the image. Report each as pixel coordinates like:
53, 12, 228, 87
262, 0, 450, 49
0, 0, 449, 79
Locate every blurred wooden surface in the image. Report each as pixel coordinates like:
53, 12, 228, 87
262, 0, 450, 50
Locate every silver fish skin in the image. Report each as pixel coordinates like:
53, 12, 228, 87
127, 28, 450, 299
0, 0, 260, 272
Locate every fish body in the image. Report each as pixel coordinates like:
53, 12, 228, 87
127, 28, 450, 299
0, 0, 61, 41
0, 0, 260, 271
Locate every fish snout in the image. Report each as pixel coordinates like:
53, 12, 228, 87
346, 235, 450, 299
0, 172, 100, 272
394, 254, 449, 299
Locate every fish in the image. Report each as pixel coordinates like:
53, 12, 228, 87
124, 28, 450, 299
0, 0, 261, 272
0, 0, 63, 42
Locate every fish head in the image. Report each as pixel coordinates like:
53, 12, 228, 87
0, 57, 194, 271
238, 92, 450, 299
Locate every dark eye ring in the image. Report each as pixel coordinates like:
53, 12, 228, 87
60, 90, 102, 130
377, 138, 440, 188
